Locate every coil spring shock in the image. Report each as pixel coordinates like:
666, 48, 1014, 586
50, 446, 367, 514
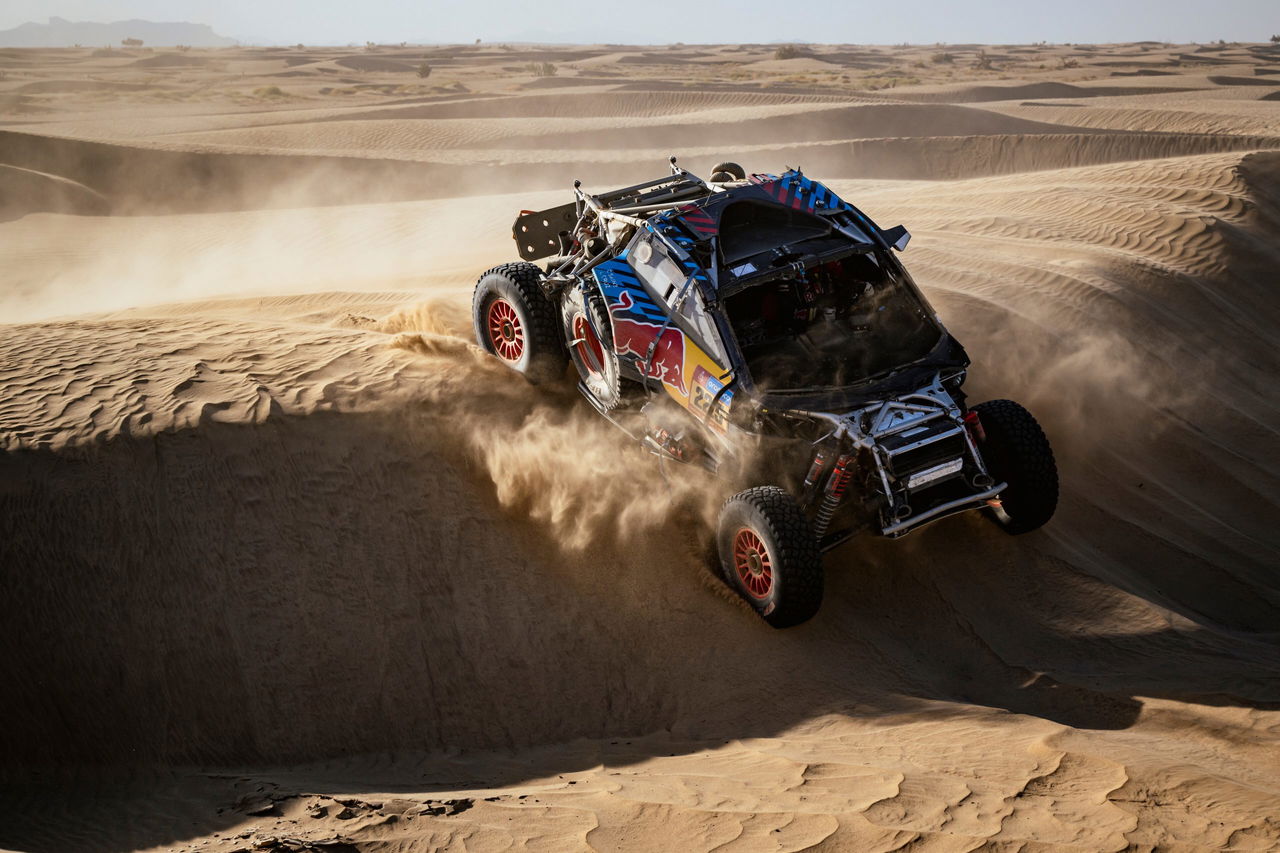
812, 453, 855, 539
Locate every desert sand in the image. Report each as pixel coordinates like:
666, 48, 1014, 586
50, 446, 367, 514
1, 39, 1278, 852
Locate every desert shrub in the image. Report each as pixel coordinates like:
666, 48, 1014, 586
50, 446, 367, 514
860, 75, 921, 91
774, 44, 807, 60
973, 50, 995, 70
1272, 34, 1280, 43
253, 85, 284, 97
1058, 56, 1080, 69
416, 62, 432, 78
122, 38, 142, 47
526, 61, 557, 76
931, 51, 954, 63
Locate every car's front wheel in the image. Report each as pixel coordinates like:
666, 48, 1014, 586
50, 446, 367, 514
971, 399, 1059, 534
472, 262, 566, 383
717, 486, 823, 628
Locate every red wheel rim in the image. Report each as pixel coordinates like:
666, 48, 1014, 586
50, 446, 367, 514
733, 527, 773, 599
486, 299, 524, 362
572, 313, 606, 377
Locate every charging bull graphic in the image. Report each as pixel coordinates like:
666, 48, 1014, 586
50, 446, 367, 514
609, 291, 688, 396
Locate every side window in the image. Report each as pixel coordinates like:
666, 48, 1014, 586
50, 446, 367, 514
631, 232, 729, 366
680, 290, 728, 365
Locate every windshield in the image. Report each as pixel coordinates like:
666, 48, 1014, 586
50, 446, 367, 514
724, 252, 941, 392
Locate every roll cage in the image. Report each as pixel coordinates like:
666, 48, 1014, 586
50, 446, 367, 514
513, 159, 960, 405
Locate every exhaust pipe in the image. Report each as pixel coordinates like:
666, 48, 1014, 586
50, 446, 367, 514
894, 503, 912, 520
971, 473, 994, 490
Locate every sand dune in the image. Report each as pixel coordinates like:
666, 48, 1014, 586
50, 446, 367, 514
152, 103, 1081, 157
891, 81, 1205, 102
318, 90, 862, 120
989, 100, 1280, 137
0, 163, 109, 220
1, 40, 1278, 853
5, 121, 1277, 226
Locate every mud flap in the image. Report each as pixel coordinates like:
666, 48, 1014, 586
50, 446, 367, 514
513, 203, 579, 261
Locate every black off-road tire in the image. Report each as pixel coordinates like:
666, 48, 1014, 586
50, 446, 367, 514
561, 287, 622, 411
472, 262, 566, 383
710, 161, 746, 180
972, 399, 1059, 534
717, 486, 823, 628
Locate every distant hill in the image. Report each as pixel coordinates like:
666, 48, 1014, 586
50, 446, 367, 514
0, 16, 237, 48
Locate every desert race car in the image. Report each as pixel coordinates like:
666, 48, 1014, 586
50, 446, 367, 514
473, 159, 1058, 628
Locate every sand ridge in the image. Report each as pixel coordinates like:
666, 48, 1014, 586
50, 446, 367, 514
1, 38, 1279, 853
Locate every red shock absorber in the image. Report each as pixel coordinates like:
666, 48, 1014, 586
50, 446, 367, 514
812, 453, 854, 539
963, 411, 985, 442
803, 450, 829, 491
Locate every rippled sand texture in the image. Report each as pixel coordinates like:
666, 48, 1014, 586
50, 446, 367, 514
2, 40, 1278, 853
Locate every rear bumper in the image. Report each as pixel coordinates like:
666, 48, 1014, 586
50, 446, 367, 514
880, 481, 1006, 538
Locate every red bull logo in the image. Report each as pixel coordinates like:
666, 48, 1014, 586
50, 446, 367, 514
610, 291, 687, 396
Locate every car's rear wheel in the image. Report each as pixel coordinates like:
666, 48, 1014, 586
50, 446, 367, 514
971, 399, 1059, 534
561, 287, 622, 410
717, 486, 823, 628
472, 262, 566, 383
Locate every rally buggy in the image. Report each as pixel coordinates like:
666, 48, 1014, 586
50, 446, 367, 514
473, 159, 1058, 628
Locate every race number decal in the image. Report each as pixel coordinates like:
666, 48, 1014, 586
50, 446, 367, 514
691, 365, 732, 431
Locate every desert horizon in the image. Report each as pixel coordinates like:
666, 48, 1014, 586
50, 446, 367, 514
2, 31, 1278, 853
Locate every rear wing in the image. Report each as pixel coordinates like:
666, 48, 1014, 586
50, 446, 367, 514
512, 159, 714, 261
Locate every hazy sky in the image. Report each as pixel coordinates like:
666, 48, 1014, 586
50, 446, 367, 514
2, 0, 1275, 45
